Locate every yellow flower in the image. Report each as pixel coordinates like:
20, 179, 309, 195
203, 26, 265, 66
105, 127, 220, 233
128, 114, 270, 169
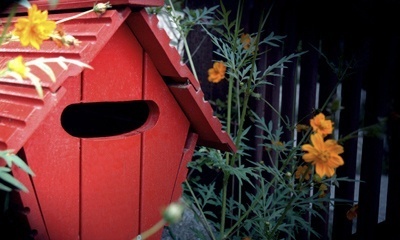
295, 165, 311, 180
13, 4, 56, 50
301, 133, 344, 178
310, 113, 334, 137
208, 61, 226, 83
7, 56, 29, 78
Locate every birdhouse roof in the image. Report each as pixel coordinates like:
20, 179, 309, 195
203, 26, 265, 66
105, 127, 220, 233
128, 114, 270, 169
10, 0, 164, 12
0, 2, 236, 153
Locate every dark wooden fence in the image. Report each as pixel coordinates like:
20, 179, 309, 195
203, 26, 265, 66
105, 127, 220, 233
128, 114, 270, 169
188, 0, 400, 239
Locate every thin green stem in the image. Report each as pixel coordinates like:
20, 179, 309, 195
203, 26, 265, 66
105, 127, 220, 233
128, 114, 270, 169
132, 219, 166, 240
268, 195, 296, 239
338, 121, 385, 145
319, 61, 350, 111
167, 0, 198, 80
55, 9, 94, 24
224, 187, 264, 238
183, 38, 198, 80
184, 180, 216, 240
0, 4, 18, 46
222, 3, 274, 237
183, 35, 207, 65
261, 97, 289, 130
220, 0, 243, 236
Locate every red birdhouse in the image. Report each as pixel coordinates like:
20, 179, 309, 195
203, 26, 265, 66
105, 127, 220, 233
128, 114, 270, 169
0, 1, 235, 239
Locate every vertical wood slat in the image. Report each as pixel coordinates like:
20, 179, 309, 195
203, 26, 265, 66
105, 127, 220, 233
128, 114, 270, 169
356, 36, 391, 240
310, 34, 342, 240
332, 47, 363, 240
295, 34, 319, 240
380, 37, 400, 240
386, 93, 400, 240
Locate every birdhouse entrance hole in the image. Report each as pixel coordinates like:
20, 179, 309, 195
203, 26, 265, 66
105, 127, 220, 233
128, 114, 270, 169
61, 100, 158, 138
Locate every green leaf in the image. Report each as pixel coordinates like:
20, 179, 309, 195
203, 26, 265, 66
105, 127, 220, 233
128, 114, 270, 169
0, 169, 28, 192
48, 0, 59, 8
0, 150, 13, 167
18, 0, 31, 8
0, 183, 12, 192
7, 154, 35, 176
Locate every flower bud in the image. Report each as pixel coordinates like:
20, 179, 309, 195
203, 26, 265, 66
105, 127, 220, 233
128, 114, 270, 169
313, 173, 322, 183
162, 202, 184, 224
63, 34, 81, 47
93, 2, 112, 15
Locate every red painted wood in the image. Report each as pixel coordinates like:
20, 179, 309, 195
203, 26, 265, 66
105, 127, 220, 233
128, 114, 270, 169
10, 0, 163, 13
82, 23, 143, 102
140, 54, 191, 238
169, 84, 237, 152
127, 10, 200, 89
0, 8, 130, 151
171, 132, 198, 202
81, 137, 141, 239
0, 6, 237, 240
12, 164, 50, 240
0, 85, 66, 152
128, 9, 236, 152
79, 22, 144, 239
0, 8, 130, 92
21, 75, 82, 239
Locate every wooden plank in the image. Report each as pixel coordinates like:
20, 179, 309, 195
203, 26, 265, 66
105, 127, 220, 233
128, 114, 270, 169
82, 22, 143, 102
356, 51, 390, 240
386, 103, 400, 240
171, 132, 198, 202
79, 25, 144, 239
81, 136, 141, 239
21, 75, 82, 240
3, 0, 163, 14
0, 85, 66, 152
127, 9, 200, 89
11, 149, 50, 240
332, 55, 363, 240
295, 33, 319, 240
140, 54, 191, 238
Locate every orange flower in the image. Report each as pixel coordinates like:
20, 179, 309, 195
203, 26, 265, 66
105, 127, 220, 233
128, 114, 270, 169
52, 25, 66, 47
296, 124, 310, 132
52, 25, 81, 47
208, 61, 226, 83
310, 113, 333, 137
318, 183, 328, 198
13, 4, 56, 50
295, 165, 311, 180
346, 204, 358, 220
301, 133, 344, 178
240, 33, 251, 50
